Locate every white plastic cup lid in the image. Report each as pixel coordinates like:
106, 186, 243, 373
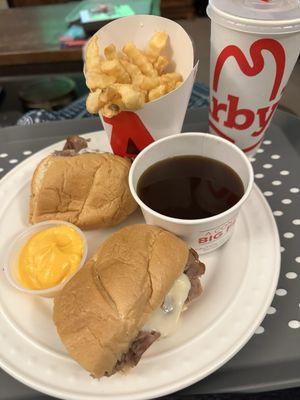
207, 0, 300, 34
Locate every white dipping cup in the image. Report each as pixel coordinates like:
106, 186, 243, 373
129, 132, 254, 254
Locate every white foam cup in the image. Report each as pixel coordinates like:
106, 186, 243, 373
129, 132, 254, 254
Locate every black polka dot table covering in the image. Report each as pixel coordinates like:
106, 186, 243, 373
0, 108, 299, 398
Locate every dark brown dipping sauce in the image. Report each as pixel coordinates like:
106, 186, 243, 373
137, 156, 244, 219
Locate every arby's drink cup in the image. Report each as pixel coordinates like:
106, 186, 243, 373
86, 15, 198, 158
207, 0, 300, 157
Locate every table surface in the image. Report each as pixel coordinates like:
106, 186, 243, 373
0, 3, 81, 67
0, 0, 151, 70
0, 107, 299, 400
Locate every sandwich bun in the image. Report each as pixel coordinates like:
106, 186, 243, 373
29, 152, 137, 229
53, 224, 189, 377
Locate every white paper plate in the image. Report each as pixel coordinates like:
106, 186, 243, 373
0, 132, 280, 400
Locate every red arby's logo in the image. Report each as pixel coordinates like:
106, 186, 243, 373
209, 38, 286, 152
103, 111, 154, 158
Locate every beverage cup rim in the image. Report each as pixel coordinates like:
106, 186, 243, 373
207, 4, 300, 34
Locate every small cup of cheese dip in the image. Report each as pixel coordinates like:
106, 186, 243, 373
4, 221, 87, 297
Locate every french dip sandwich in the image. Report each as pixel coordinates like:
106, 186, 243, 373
53, 224, 205, 377
29, 136, 137, 229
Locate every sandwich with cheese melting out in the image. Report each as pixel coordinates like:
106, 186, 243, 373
53, 224, 205, 377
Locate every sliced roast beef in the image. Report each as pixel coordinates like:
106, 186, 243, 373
53, 149, 77, 157
53, 135, 90, 156
107, 331, 160, 376
185, 248, 205, 303
63, 135, 90, 152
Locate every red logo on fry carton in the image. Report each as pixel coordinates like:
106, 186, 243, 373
209, 38, 286, 152
198, 218, 236, 244
103, 111, 154, 158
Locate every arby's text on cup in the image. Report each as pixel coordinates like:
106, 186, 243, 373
198, 217, 236, 245
209, 38, 286, 153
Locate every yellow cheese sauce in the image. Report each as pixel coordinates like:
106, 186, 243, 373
18, 225, 84, 290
